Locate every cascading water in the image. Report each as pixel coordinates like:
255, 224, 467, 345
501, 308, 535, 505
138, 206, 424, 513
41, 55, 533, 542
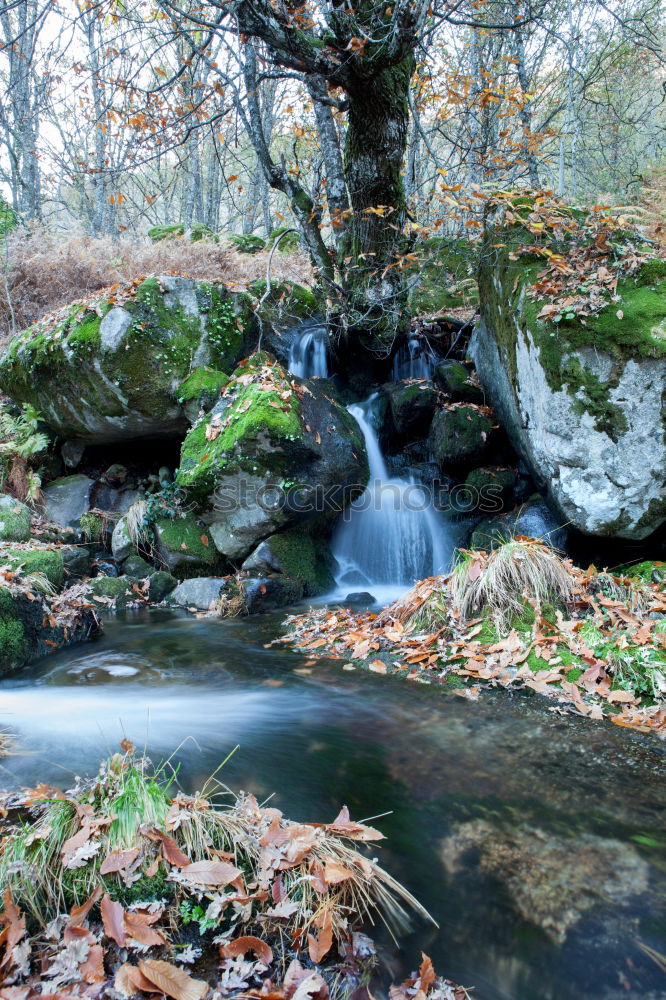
288, 322, 328, 378
332, 394, 452, 601
391, 333, 437, 380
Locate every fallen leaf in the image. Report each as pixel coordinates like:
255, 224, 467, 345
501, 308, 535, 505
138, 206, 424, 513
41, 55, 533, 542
220, 936, 273, 965
101, 893, 126, 947
179, 859, 241, 886
139, 959, 208, 1000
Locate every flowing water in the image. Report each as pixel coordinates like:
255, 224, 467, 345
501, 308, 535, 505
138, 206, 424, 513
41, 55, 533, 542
288, 322, 329, 378
391, 334, 437, 381
1, 608, 664, 1000
331, 395, 453, 602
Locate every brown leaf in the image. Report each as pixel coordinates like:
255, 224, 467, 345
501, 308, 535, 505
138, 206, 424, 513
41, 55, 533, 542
125, 911, 168, 947
139, 959, 208, 1000
80, 943, 105, 983
101, 893, 126, 947
143, 828, 190, 867
220, 936, 273, 965
323, 860, 354, 884
0, 891, 25, 969
179, 860, 241, 886
100, 848, 140, 875
367, 659, 387, 675
115, 963, 163, 996
326, 806, 385, 842
307, 910, 333, 964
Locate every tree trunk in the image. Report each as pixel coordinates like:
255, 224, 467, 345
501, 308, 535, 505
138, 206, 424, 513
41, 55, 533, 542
341, 56, 414, 348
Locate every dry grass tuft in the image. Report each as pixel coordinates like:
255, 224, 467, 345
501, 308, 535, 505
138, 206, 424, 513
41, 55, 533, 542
0, 227, 312, 346
449, 539, 577, 631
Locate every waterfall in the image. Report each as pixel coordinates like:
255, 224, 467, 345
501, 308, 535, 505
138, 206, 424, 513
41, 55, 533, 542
288, 322, 328, 378
391, 333, 436, 381
332, 395, 452, 601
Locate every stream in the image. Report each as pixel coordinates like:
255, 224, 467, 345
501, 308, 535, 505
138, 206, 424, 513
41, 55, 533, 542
0, 607, 664, 1000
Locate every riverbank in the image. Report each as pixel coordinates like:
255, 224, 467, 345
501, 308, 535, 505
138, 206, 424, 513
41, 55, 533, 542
0, 746, 472, 1000
279, 542, 666, 738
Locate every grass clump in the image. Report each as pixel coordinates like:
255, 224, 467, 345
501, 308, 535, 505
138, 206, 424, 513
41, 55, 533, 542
448, 539, 576, 632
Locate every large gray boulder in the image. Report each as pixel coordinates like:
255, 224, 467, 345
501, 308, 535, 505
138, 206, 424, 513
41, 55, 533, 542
176, 353, 368, 561
43, 475, 94, 532
0, 277, 255, 443
473, 217, 666, 540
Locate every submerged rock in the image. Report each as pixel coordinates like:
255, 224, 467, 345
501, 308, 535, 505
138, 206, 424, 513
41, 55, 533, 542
473, 211, 666, 539
440, 819, 649, 944
0, 495, 31, 542
176, 354, 368, 561
0, 276, 255, 443
242, 575, 303, 613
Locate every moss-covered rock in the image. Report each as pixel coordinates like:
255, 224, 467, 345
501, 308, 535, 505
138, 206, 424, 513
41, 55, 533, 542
82, 575, 138, 609
178, 366, 229, 422
427, 405, 495, 468
4, 547, 64, 589
407, 238, 479, 315
176, 353, 368, 561
0, 277, 256, 443
122, 554, 154, 578
153, 515, 220, 578
434, 361, 484, 404
618, 560, 666, 585
241, 527, 335, 598
382, 380, 437, 439
0, 495, 31, 542
464, 467, 517, 512
0, 584, 99, 677
147, 570, 178, 602
472, 204, 666, 539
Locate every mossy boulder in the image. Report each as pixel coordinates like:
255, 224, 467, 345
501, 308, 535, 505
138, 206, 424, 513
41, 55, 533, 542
178, 367, 229, 423
153, 515, 220, 578
428, 405, 495, 468
122, 553, 154, 578
0, 584, 99, 677
82, 575, 138, 609
464, 466, 517, 513
4, 547, 64, 589
408, 238, 479, 315
434, 361, 484, 404
176, 354, 368, 561
472, 206, 666, 539
0, 495, 31, 542
241, 527, 335, 598
147, 570, 178, 602
382, 380, 437, 439
0, 277, 256, 443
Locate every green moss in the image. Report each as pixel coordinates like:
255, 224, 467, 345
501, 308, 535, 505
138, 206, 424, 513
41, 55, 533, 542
479, 217, 666, 440
617, 560, 665, 584
0, 588, 26, 668
0, 499, 31, 542
408, 239, 479, 314
84, 576, 136, 607
265, 528, 335, 596
178, 367, 228, 404
177, 355, 303, 503
155, 515, 217, 566
79, 513, 104, 543
5, 548, 64, 589
249, 280, 319, 326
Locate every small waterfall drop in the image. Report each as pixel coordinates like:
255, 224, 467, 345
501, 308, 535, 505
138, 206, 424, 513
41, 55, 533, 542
288, 323, 328, 378
391, 333, 436, 381
332, 394, 451, 602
